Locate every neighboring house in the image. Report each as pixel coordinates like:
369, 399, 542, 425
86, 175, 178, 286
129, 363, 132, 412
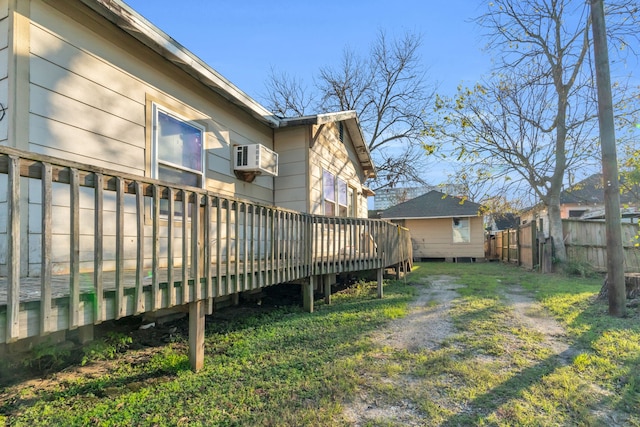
486, 213, 520, 232
380, 190, 485, 261
521, 174, 640, 232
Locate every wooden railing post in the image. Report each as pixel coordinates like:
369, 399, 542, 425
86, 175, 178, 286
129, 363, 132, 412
7, 155, 20, 342
0, 146, 417, 349
41, 162, 53, 334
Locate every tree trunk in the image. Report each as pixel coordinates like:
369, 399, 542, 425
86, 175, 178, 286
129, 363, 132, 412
598, 274, 640, 301
546, 196, 566, 263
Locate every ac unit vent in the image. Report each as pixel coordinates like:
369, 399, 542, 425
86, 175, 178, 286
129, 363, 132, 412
234, 144, 278, 176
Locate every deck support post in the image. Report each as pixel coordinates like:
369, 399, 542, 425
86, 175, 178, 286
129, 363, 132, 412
77, 324, 94, 344
377, 267, 384, 299
232, 292, 240, 306
189, 300, 205, 372
323, 274, 335, 305
303, 276, 314, 313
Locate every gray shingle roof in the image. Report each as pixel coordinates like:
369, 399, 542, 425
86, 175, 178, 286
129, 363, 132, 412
561, 173, 638, 205
380, 190, 482, 219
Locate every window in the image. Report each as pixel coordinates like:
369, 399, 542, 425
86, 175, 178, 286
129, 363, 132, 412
337, 178, 348, 216
338, 122, 344, 142
323, 170, 356, 217
568, 209, 586, 218
323, 170, 336, 216
452, 217, 470, 243
151, 103, 205, 217
152, 104, 204, 188
347, 187, 355, 217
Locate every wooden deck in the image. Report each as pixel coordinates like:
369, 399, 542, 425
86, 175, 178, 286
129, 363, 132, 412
0, 146, 412, 349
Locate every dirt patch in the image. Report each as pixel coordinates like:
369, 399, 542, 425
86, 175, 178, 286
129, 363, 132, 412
367, 275, 463, 352
342, 275, 463, 426
341, 275, 583, 426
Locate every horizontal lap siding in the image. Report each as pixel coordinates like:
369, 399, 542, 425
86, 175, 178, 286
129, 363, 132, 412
30, 25, 145, 174
17, 1, 276, 277
407, 217, 484, 258
309, 122, 366, 218
274, 128, 308, 213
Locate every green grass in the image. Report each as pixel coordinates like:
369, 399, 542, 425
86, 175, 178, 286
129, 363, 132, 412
2, 263, 639, 426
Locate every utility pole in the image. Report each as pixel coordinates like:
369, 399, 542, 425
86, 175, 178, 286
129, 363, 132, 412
590, 0, 626, 316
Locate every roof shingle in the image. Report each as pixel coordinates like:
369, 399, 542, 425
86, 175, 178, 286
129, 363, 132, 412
380, 190, 482, 219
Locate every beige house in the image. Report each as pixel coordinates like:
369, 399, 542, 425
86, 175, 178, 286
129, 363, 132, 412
1, 0, 376, 277
381, 190, 485, 261
0, 0, 412, 369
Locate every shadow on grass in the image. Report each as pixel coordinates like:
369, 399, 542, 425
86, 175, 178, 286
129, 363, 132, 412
441, 347, 581, 425
439, 278, 640, 425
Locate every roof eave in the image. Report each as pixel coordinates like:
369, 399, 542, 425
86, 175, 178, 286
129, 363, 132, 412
381, 214, 480, 220
279, 111, 376, 178
82, 0, 280, 128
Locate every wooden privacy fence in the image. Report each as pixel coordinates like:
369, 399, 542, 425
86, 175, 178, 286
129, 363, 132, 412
563, 219, 640, 272
0, 146, 412, 346
488, 219, 640, 272
488, 221, 538, 269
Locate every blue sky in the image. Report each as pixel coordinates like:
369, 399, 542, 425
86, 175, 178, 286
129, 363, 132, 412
123, 1, 493, 103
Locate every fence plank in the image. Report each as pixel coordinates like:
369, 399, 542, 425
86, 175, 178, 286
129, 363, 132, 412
204, 194, 212, 303
216, 198, 222, 296
151, 184, 160, 311
191, 192, 201, 301
182, 190, 189, 304
115, 177, 126, 319
167, 188, 176, 307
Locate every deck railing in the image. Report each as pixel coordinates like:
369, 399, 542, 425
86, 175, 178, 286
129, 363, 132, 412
0, 146, 412, 344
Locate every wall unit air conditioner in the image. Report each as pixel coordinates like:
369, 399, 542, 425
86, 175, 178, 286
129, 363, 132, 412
234, 144, 278, 176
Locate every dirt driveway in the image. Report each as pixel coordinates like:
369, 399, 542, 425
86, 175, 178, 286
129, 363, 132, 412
341, 275, 581, 426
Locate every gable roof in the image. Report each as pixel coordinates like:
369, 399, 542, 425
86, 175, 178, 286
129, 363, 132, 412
279, 111, 375, 178
560, 174, 603, 204
380, 190, 482, 219
491, 213, 520, 230
561, 173, 638, 205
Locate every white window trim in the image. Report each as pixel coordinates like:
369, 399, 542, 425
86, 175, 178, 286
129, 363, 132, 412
452, 217, 471, 244
151, 102, 205, 188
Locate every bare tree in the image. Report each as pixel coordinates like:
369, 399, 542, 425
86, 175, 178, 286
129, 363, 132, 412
429, 0, 640, 262
264, 30, 436, 191
264, 68, 314, 117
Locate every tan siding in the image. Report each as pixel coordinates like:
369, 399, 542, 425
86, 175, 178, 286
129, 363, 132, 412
30, 0, 275, 203
30, 116, 145, 172
407, 217, 484, 259
21, 0, 278, 274
274, 127, 308, 212
307, 121, 367, 218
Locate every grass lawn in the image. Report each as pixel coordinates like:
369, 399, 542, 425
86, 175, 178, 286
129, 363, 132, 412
1, 262, 638, 426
